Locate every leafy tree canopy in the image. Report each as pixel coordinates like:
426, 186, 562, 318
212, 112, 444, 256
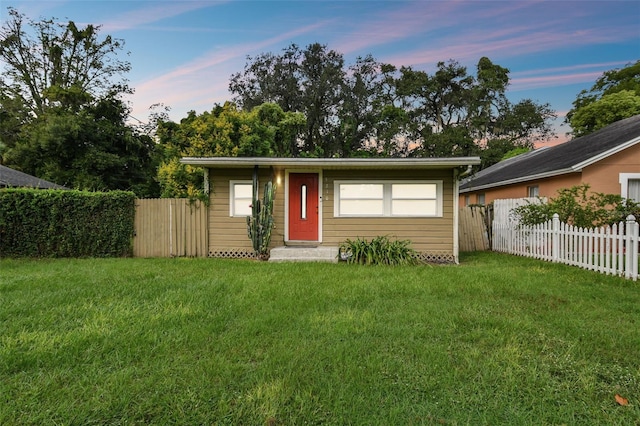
229, 43, 556, 165
566, 60, 640, 137
156, 102, 305, 198
0, 7, 158, 196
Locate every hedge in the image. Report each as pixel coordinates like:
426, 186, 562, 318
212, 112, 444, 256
0, 189, 136, 258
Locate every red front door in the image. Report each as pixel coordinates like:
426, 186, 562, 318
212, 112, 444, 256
289, 173, 319, 241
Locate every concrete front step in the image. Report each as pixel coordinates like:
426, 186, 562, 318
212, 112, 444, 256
269, 246, 339, 263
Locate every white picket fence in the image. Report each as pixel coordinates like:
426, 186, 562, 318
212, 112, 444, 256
493, 214, 639, 280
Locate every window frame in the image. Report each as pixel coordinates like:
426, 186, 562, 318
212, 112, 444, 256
229, 180, 253, 217
333, 180, 443, 218
527, 185, 539, 198
620, 173, 640, 203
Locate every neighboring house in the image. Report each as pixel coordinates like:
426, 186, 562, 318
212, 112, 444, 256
460, 114, 640, 206
180, 156, 480, 263
0, 165, 67, 189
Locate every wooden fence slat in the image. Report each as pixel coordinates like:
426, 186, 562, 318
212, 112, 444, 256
134, 199, 208, 258
458, 206, 490, 252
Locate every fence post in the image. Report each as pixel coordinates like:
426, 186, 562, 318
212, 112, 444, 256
625, 215, 638, 280
552, 213, 560, 262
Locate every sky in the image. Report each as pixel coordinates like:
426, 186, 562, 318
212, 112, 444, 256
3, 0, 639, 145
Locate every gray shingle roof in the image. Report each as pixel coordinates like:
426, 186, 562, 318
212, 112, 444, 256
0, 165, 67, 189
460, 114, 640, 192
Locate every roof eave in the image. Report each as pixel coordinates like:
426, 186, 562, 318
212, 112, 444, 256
571, 135, 640, 171
459, 168, 577, 193
180, 156, 481, 169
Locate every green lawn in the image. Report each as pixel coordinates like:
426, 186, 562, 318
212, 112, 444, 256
1, 252, 639, 425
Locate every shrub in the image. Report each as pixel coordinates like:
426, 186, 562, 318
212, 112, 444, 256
512, 184, 640, 228
0, 189, 135, 257
338, 236, 419, 265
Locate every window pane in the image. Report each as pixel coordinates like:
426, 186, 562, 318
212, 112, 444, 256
628, 179, 640, 202
340, 199, 384, 215
340, 184, 383, 199
392, 199, 437, 216
392, 184, 436, 199
234, 184, 252, 198
234, 198, 252, 216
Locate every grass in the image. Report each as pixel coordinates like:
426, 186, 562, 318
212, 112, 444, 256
1, 252, 639, 425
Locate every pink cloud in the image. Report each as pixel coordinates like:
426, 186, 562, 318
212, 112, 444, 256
99, 2, 220, 32
512, 61, 632, 77
130, 20, 330, 121
510, 72, 606, 91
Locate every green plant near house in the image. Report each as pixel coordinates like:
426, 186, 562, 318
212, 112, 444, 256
513, 183, 640, 228
246, 166, 276, 259
339, 235, 419, 265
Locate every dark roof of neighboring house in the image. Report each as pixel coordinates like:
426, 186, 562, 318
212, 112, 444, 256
0, 165, 67, 189
460, 114, 640, 192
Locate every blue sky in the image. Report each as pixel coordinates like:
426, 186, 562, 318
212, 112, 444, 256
4, 1, 639, 144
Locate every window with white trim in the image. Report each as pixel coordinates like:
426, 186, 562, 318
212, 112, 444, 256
527, 185, 539, 197
229, 181, 252, 217
619, 173, 640, 203
334, 180, 442, 217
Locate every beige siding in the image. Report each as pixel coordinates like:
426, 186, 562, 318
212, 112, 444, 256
321, 169, 455, 254
208, 168, 285, 256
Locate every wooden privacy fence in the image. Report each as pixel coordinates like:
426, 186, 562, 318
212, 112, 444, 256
458, 206, 490, 251
493, 213, 639, 280
134, 198, 208, 257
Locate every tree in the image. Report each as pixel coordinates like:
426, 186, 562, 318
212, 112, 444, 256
569, 90, 640, 137
396, 58, 555, 163
230, 45, 556, 163
156, 102, 304, 198
0, 8, 131, 117
566, 60, 640, 137
0, 8, 158, 195
4, 95, 158, 195
230, 43, 343, 156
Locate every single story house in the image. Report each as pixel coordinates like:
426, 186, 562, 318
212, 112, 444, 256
459, 114, 640, 206
181, 156, 480, 263
0, 165, 67, 189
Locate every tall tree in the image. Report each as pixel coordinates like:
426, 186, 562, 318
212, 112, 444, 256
0, 7, 131, 117
566, 60, 640, 137
397, 58, 555, 162
0, 8, 157, 195
230, 44, 556, 164
231, 43, 384, 157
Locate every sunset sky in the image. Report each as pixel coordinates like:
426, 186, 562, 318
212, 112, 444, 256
4, 1, 639, 144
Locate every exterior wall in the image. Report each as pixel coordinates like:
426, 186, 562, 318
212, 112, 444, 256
321, 169, 455, 259
581, 143, 640, 195
459, 143, 640, 206
207, 167, 285, 258
208, 166, 458, 261
459, 174, 581, 206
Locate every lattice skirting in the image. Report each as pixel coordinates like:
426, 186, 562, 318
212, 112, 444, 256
209, 249, 455, 264
209, 249, 257, 259
416, 252, 456, 264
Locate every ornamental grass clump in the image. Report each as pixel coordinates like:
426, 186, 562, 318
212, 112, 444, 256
339, 235, 419, 265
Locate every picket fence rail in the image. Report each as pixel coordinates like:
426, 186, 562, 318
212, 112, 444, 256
492, 214, 639, 281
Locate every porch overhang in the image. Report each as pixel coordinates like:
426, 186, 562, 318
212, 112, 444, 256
180, 156, 481, 170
